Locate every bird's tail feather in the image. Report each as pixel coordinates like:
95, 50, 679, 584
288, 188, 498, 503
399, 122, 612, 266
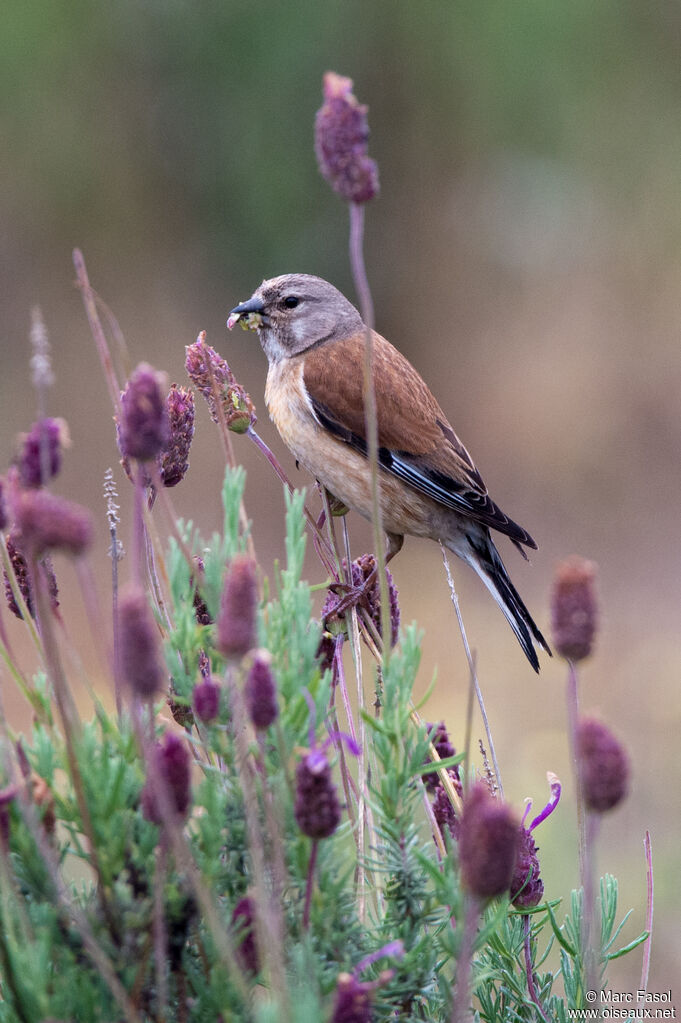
462, 533, 551, 673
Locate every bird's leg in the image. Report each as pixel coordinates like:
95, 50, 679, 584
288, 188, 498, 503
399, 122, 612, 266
328, 532, 403, 616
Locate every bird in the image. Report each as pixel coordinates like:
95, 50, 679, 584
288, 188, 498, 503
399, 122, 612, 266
227, 274, 550, 671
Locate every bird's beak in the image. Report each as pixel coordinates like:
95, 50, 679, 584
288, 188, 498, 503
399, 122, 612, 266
227, 296, 268, 331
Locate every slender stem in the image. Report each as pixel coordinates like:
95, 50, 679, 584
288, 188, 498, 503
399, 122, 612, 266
153, 842, 168, 1023
450, 896, 480, 1023
638, 830, 654, 1000
302, 840, 319, 930
348, 202, 392, 664
523, 915, 552, 1023
566, 659, 587, 882
439, 543, 503, 798
247, 426, 335, 573
72, 249, 123, 414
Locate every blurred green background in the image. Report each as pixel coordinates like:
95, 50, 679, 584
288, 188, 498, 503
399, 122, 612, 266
2, 0, 680, 996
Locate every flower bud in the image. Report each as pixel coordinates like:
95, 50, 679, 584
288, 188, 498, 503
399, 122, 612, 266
245, 651, 278, 730
15, 418, 68, 488
117, 363, 170, 462
231, 896, 259, 975
216, 555, 257, 658
294, 749, 341, 840
551, 556, 598, 662
142, 731, 192, 825
193, 677, 221, 723
158, 384, 194, 487
118, 587, 164, 700
577, 717, 630, 813
459, 783, 520, 900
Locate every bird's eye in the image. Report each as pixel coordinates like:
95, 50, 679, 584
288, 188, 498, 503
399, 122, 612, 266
282, 295, 299, 309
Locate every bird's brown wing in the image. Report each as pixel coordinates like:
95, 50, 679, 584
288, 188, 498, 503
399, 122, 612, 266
302, 330, 537, 549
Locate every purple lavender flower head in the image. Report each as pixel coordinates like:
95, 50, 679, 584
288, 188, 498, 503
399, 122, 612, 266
15, 418, 68, 488
158, 384, 195, 487
315, 71, 379, 204
117, 363, 170, 462
231, 896, 259, 975
192, 676, 221, 723
13, 488, 93, 557
577, 717, 630, 813
459, 783, 520, 900
330, 973, 374, 1023
118, 586, 164, 700
551, 556, 598, 662
216, 554, 258, 658
294, 748, 342, 840
245, 650, 279, 730
141, 731, 192, 825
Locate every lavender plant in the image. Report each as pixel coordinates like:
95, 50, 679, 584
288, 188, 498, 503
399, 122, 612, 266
0, 74, 652, 1023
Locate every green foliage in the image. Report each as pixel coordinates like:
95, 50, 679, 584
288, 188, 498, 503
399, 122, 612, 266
0, 471, 646, 1021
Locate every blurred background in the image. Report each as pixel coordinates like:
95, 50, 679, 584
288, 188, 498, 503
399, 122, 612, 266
2, 0, 680, 995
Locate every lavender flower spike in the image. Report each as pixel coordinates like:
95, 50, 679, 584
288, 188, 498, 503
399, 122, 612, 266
551, 555, 598, 662
459, 782, 520, 900
15, 417, 69, 488
14, 488, 93, 557
117, 363, 170, 462
315, 71, 379, 204
216, 554, 258, 658
118, 586, 164, 700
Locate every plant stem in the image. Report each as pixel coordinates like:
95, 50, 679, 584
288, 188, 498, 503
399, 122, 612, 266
302, 840, 319, 930
523, 915, 552, 1023
348, 201, 392, 665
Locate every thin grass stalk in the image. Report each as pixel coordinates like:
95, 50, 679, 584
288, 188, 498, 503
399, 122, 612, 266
439, 542, 504, 797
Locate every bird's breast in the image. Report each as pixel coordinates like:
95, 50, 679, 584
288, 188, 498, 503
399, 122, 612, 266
264, 357, 450, 541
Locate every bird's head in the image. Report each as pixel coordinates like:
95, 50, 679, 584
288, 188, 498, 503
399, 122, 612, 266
227, 274, 363, 363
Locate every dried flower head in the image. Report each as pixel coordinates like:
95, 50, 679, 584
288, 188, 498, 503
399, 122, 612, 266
510, 827, 544, 909
158, 384, 195, 487
4, 534, 59, 620
193, 677, 221, 723
13, 489, 93, 557
185, 332, 256, 433
577, 717, 630, 813
141, 732, 192, 825
118, 587, 164, 700
315, 71, 379, 204
551, 556, 598, 662
295, 748, 342, 840
322, 554, 400, 646
216, 554, 258, 658
15, 418, 69, 488
117, 363, 170, 462
459, 783, 520, 900
245, 650, 279, 730
231, 896, 259, 975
